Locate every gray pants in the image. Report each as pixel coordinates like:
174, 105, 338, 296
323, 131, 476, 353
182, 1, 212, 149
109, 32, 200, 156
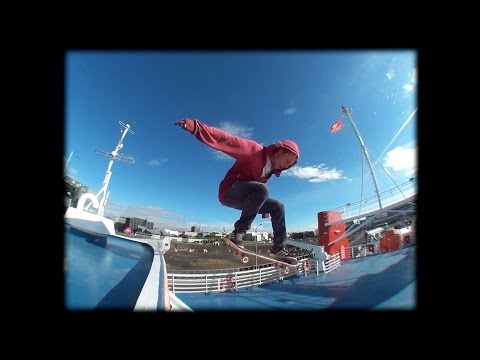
222, 181, 286, 248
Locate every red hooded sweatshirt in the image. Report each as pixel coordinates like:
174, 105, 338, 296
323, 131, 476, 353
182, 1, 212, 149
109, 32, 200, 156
182, 119, 300, 203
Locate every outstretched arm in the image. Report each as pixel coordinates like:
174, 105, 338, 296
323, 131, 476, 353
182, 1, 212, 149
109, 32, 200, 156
174, 118, 262, 159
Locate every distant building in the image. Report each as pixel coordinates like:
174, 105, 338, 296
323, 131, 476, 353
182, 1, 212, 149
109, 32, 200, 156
114, 216, 151, 233
116, 216, 127, 224
182, 231, 198, 238
128, 217, 146, 231
191, 226, 201, 232
290, 231, 316, 240
163, 229, 180, 236
244, 231, 269, 242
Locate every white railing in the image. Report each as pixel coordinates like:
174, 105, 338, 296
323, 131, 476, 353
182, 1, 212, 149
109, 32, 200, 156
347, 242, 380, 258
168, 258, 321, 294
168, 254, 311, 275
329, 178, 417, 220
323, 252, 341, 273
345, 238, 416, 259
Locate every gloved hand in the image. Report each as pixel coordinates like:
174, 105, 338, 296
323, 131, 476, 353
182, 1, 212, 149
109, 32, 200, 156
174, 119, 195, 133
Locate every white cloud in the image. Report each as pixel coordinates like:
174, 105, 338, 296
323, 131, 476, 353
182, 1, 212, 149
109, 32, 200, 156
66, 167, 79, 178
411, 68, 417, 84
288, 222, 318, 233
283, 106, 297, 116
401, 67, 417, 94
386, 68, 395, 80
218, 121, 254, 138
212, 151, 232, 161
383, 145, 417, 176
208, 121, 255, 161
284, 165, 347, 183
104, 201, 188, 231
187, 220, 235, 233
103, 200, 236, 233
147, 158, 167, 166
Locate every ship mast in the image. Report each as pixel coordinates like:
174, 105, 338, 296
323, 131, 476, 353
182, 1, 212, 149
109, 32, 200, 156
87, 121, 134, 216
341, 105, 382, 210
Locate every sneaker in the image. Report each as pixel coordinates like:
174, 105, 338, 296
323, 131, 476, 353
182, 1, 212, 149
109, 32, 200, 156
269, 246, 292, 258
229, 231, 245, 246
269, 246, 298, 265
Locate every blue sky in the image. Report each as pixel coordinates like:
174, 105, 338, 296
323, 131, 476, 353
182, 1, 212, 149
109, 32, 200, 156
65, 50, 417, 233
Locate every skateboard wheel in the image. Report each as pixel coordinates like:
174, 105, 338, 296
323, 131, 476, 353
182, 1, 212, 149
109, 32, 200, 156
242, 256, 249, 263
284, 267, 290, 274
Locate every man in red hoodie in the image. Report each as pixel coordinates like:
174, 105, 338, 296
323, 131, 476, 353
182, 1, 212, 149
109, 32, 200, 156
174, 118, 300, 259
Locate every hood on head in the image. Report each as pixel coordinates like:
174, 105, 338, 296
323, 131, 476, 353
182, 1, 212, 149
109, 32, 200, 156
269, 140, 300, 177
276, 140, 299, 159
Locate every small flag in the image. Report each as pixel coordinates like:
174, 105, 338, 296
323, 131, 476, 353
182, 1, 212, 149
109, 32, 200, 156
330, 118, 343, 134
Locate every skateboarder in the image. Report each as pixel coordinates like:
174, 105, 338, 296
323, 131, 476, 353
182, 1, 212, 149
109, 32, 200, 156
174, 118, 299, 260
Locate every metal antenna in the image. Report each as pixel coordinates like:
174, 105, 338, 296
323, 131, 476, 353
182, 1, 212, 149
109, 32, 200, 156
87, 121, 134, 216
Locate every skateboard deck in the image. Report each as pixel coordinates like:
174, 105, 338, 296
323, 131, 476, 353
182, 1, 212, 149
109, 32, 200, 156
224, 237, 298, 274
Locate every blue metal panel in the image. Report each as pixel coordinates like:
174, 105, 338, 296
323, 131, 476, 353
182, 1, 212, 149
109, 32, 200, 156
65, 223, 416, 311
177, 246, 416, 311
64, 226, 153, 310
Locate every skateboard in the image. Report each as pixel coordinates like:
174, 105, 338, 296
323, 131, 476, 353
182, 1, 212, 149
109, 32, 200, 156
224, 237, 298, 274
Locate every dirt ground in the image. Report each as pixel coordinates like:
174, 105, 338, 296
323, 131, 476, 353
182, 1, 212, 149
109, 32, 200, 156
163, 241, 277, 271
